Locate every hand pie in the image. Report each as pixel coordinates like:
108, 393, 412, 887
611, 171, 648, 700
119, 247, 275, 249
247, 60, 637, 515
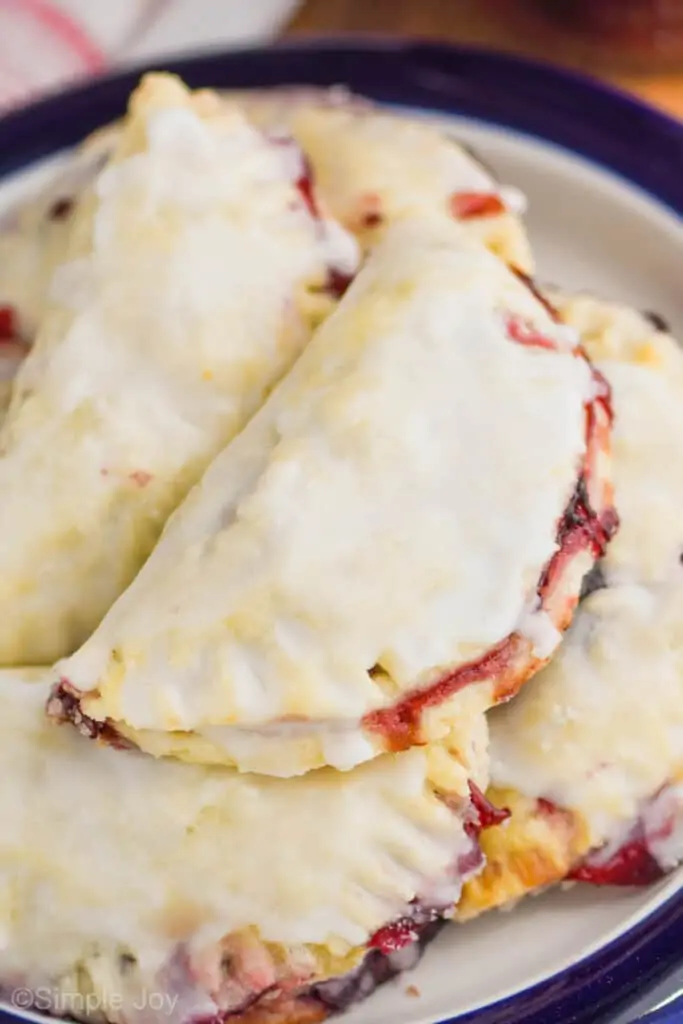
458, 295, 683, 920
240, 87, 534, 270
0, 72, 357, 665
459, 583, 683, 919
53, 219, 614, 776
0, 671, 489, 1024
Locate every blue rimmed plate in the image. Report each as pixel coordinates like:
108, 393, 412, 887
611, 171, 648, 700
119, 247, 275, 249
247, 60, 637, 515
0, 40, 681, 1024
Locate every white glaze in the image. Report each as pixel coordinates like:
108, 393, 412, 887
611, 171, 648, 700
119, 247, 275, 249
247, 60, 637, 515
59, 216, 591, 775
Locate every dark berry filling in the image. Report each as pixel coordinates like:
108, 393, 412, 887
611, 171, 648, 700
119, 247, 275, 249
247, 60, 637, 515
568, 817, 664, 886
47, 681, 131, 749
466, 781, 511, 838
48, 197, 75, 222
368, 903, 442, 956
0, 304, 17, 341
579, 561, 607, 602
312, 918, 443, 1015
295, 158, 321, 222
324, 268, 355, 300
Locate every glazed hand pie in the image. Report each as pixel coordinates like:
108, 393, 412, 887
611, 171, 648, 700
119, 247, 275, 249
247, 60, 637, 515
0, 671, 491, 1024
239, 88, 534, 271
459, 583, 683, 920
52, 218, 615, 776
458, 295, 683, 920
0, 72, 357, 666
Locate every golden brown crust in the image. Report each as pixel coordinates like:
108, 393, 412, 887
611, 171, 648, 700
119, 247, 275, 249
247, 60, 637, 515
456, 787, 591, 921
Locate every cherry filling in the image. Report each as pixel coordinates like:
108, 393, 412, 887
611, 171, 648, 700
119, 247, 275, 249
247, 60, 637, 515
449, 192, 506, 219
505, 314, 559, 351
466, 781, 511, 838
47, 681, 131, 750
537, 476, 618, 602
295, 157, 321, 222
368, 904, 441, 956
368, 784, 502, 957
222, 785, 498, 1020
364, 336, 616, 751
536, 785, 682, 888
569, 818, 665, 887
324, 268, 355, 300
364, 638, 517, 750
0, 305, 17, 341
291, 150, 355, 302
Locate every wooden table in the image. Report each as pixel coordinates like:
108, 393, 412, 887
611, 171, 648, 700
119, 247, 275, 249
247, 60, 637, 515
286, 0, 683, 120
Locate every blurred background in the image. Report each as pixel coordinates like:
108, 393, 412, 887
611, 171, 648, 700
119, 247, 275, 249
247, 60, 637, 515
0, 0, 682, 118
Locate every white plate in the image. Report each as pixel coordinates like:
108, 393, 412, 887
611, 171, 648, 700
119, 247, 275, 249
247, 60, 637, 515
0, 44, 681, 1024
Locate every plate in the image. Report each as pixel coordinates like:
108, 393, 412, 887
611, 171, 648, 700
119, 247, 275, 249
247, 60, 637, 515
0, 40, 681, 1024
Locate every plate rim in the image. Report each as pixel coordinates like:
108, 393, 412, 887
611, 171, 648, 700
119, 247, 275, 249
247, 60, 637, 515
0, 38, 682, 210
0, 38, 681, 1024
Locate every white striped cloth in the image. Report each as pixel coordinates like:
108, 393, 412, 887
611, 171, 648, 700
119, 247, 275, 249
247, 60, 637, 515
0, 0, 301, 111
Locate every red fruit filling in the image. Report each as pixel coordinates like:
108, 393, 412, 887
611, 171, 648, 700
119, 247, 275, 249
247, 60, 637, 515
567, 784, 680, 886
505, 314, 559, 352
0, 305, 17, 341
466, 781, 511, 838
324, 268, 355, 300
368, 917, 423, 956
363, 298, 616, 747
569, 817, 664, 886
295, 156, 321, 222
290, 149, 356, 301
449, 192, 505, 219
47, 682, 131, 750
51, 280, 615, 760
364, 435, 617, 750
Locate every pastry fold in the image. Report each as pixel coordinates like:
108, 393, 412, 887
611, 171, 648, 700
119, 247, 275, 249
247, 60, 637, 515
241, 88, 534, 270
0, 72, 356, 665
458, 294, 683, 919
53, 218, 613, 776
0, 671, 488, 1024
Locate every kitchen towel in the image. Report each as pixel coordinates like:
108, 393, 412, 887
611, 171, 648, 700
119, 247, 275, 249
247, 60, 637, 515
0, 0, 301, 110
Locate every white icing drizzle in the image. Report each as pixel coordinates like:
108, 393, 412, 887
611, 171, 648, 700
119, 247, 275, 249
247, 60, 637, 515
491, 583, 683, 848
0, 73, 357, 665
0, 671, 476, 1010
499, 186, 527, 216
59, 216, 590, 775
